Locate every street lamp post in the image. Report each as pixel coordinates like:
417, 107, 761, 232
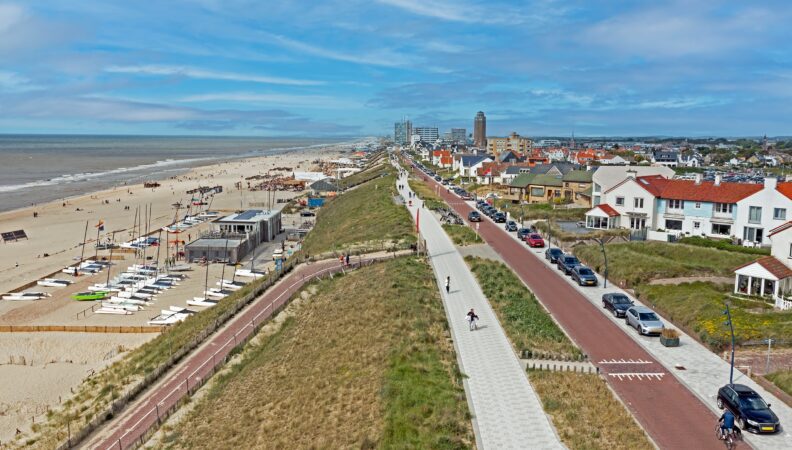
546, 214, 552, 247
723, 303, 736, 385
593, 238, 608, 288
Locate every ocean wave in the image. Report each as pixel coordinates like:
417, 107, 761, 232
0, 157, 216, 193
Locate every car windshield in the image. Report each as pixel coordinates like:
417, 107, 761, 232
530, 234, 542, 239
639, 312, 659, 321
740, 395, 769, 410
612, 296, 631, 304
578, 268, 593, 275
565, 256, 578, 263
550, 249, 562, 255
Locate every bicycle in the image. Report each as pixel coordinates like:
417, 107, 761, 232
715, 423, 742, 449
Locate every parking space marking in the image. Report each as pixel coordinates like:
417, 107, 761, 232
608, 372, 665, 381
599, 358, 653, 365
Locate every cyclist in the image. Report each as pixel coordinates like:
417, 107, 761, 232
718, 409, 735, 440
466, 309, 479, 331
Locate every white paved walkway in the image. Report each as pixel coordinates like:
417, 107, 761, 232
396, 168, 564, 450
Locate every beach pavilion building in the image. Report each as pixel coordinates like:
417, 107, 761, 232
185, 209, 282, 263
733, 221, 792, 310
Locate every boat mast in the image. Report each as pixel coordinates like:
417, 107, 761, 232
78, 220, 89, 276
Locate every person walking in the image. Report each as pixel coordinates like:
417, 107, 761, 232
445, 276, 450, 293
345, 253, 350, 266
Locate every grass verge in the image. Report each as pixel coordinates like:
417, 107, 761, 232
530, 371, 653, 450
442, 224, 480, 246
677, 236, 770, 255
408, 179, 446, 211
163, 257, 473, 449
495, 201, 588, 222
634, 282, 792, 349
765, 370, 792, 397
465, 256, 580, 358
574, 241, 757, 287
302, 169, 416, 256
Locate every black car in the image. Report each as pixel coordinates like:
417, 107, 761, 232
717, 384, 780, 433
517, 228, 532, 240
493, 212, 507, 223
468, 211, 482, 222
434, 175, 442, 182
544, 247, 563, 263
557, 255, 581, 275
476, 201, 487, 210
504, 220, 518, 232
300, 210, 316, 217
483, 206, 497, 217
602, 293, 633, 317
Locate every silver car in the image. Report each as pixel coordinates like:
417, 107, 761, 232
625, 306, 664, 335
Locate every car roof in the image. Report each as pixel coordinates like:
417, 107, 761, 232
730, 384, 758, 395
630, 305, 653, 313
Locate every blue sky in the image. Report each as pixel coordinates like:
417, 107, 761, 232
0, 0, 790, 137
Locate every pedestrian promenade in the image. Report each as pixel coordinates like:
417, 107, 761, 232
397, 169, 564, 450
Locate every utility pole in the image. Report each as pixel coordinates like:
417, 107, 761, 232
765, 338, 774, 374
723, 303, 736, 385
594, 237, 608, 288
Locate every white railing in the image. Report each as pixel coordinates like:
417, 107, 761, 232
775, 295, 792, 310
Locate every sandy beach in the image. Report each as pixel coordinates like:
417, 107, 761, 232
0, 143, 349, 442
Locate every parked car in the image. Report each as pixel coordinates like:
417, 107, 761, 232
493, 212, 507, 223
468, 211, 482, 222
505, 220, 518, 232
557, 255, 580, 274
517, 228, 532, 240
624, 306, 664, 335
544, 247, 563, 263
526, 233, 545, 248
484, 207, 498, 217
602, 293, 633, 317
717, 384, 780, 433
300, 210, 316, 217
571, 265, 598, 286
434, 175, 442, 182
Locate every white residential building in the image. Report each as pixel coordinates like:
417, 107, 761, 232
591, 166, 674, 206
734, 221, 792, 310
734, 178, 792, 246
587, 175, 660, 230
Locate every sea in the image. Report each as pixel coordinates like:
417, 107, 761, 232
0, 135, 349, 213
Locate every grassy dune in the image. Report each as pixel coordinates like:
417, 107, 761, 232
408, 179, 446, 211
302, 169, 415, 256
635, 282, 792, 349
530, 371, 653, 450
574, 241, 757, 287
465, 256, 580, 359
442, 224, 480, 246
765, 370, 792, 397
164, 257, 473, 449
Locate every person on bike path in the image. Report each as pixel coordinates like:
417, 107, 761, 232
466, 309, 479, 330
445, 276, 451, 293
719, 409, 735, 439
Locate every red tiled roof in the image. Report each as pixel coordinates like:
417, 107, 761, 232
769, 220, 792, 237
776, 182, 792, 200
637, 175, 762, 203
440, 155, 453, 165
735, 256, 792, 280
595, 204, 620, 217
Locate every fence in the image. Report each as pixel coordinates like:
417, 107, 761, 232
73, 255, 395, 450
0, 325, 163, 333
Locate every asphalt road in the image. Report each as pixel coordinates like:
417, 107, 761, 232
412, 165, 730, 450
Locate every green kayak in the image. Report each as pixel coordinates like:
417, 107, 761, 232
72, 291, 108, 301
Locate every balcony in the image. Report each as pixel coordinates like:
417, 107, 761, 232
711, 211, 734, 223
663, 208, 684, 219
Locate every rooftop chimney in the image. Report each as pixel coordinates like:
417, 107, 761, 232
765, 177, 778, 189
714, 174, 722, 186
626, 169, 637, 179
694, 173, 702, 185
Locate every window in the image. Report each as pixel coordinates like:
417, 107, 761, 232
616, 196, 625, 206
712, 223, 731, 235
695, 202, 701, 209
715, 203, 733, 214
668, 199, 684, 209
789, 243, 792, 258
743, 226, 764, 243
749, 206, 762, 223
694, 221, 700, 229
665, 219, 682, 230
530, 187, 544, 197
774, 208, 786, 220
634, 197, 644, 209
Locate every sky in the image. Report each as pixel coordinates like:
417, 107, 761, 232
0, 0, 790, 137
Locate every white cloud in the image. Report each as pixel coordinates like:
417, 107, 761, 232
266, 33, 416, 68
104, 64, 324, 86
0, 3, 24, 32
179, 92, 359, 108
375, 0, 558, 25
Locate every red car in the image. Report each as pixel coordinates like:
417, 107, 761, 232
525, 233, 545, 247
